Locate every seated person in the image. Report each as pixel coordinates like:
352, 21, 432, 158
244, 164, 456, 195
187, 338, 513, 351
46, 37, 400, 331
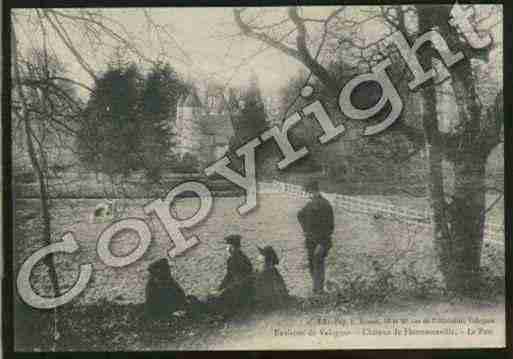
145, 258, 189, 320
208, 234, 255, 315
253, 245, 290, 311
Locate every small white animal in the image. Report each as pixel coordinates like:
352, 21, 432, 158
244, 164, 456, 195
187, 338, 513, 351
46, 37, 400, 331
90, 199, 117, 223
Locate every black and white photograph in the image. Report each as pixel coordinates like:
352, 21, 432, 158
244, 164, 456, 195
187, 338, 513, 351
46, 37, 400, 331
7, 3, 505, 351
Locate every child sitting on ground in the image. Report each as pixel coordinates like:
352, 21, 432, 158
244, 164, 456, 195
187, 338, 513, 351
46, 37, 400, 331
145, 258, 190, 320
253, 245, 290, 311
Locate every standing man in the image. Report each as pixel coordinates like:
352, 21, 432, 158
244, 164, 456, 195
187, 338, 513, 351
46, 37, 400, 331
297, 180, 334, 295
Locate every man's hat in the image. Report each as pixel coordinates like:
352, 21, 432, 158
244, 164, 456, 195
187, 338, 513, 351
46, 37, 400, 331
258, 245, 280, 266
225, 234, 242, 247
305, 180, 319, 193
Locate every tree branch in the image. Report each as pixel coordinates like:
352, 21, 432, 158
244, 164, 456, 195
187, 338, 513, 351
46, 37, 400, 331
234, 7, 339, 94
42, 10, 98, 82
287, 7, 339, 94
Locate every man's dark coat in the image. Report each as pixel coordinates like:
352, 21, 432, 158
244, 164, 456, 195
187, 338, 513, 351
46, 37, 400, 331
297, 193, 335, 246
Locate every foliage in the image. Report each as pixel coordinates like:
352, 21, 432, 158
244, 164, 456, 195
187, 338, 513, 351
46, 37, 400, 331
169, 153, 200, 173
235, 5, 503, 294
77, 62, 186, 180
276, 59, 419, 180
139, 63, 186, 181
77, 63, 143, 176
14, 170, 37, 184
15, 300, 226, 351
226, 75, 273, 175
231, 74, 268, 146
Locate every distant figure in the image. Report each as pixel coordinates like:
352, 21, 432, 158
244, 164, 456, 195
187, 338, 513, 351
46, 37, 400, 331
297, 180, 334, 295
253, 245, 289, 311
210, 234, 254, 315
145, 258, 189, 320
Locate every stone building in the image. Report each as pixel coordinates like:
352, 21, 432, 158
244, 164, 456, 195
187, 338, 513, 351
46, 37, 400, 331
174, 84, 235, 166
174, 73, 270, 167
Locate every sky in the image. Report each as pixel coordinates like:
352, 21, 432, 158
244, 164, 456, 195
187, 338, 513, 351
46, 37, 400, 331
12, 6, 503, 101
13, 7, 310, 99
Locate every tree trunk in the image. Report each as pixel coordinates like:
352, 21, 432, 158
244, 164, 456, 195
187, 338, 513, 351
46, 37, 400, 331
444, 154, 487, 293
418, 79, 454, 289
23, 105, 61, 299
415, 5, 491, 295
12, 22, 61, 298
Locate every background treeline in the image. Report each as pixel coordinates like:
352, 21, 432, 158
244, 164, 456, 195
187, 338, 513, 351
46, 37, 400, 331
76, 61, 186, 181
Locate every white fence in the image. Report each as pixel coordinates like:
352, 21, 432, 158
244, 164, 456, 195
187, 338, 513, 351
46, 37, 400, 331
259, 180, 504, 244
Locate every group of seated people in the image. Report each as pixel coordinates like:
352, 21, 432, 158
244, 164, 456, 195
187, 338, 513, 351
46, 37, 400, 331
145, 234, 290, 320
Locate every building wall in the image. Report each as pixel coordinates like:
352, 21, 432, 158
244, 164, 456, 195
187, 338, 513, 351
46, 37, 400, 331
176, 106, 203, 158
175, 103, 233, 166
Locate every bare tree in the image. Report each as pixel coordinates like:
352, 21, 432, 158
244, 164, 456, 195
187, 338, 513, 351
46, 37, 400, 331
233, 5, 503, 294
12, 31, 81, 297
11, 9, 188, 297
411, 5, 501, 294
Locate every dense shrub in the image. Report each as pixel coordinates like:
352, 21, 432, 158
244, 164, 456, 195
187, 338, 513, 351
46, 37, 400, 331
15, 170, 37, 184
169, 153, 200, 173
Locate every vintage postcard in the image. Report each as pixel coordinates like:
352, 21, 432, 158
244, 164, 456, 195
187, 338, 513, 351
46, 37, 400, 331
9, 3, 505, 351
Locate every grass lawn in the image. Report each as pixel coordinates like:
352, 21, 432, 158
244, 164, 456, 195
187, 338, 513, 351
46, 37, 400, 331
13, 192, 505, 351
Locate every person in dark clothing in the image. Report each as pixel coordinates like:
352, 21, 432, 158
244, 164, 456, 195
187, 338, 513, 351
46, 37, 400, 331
210, 234, 255, 315
253, 246, 289, 311
297, 180, 334, 295
145, 258, 189, 320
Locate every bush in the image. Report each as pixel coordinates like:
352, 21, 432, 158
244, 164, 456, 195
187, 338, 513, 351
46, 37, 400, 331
15, 299, 228, 351
169, 153, 200, 173
15, 170, 37, 184
325, 255, 449, 308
